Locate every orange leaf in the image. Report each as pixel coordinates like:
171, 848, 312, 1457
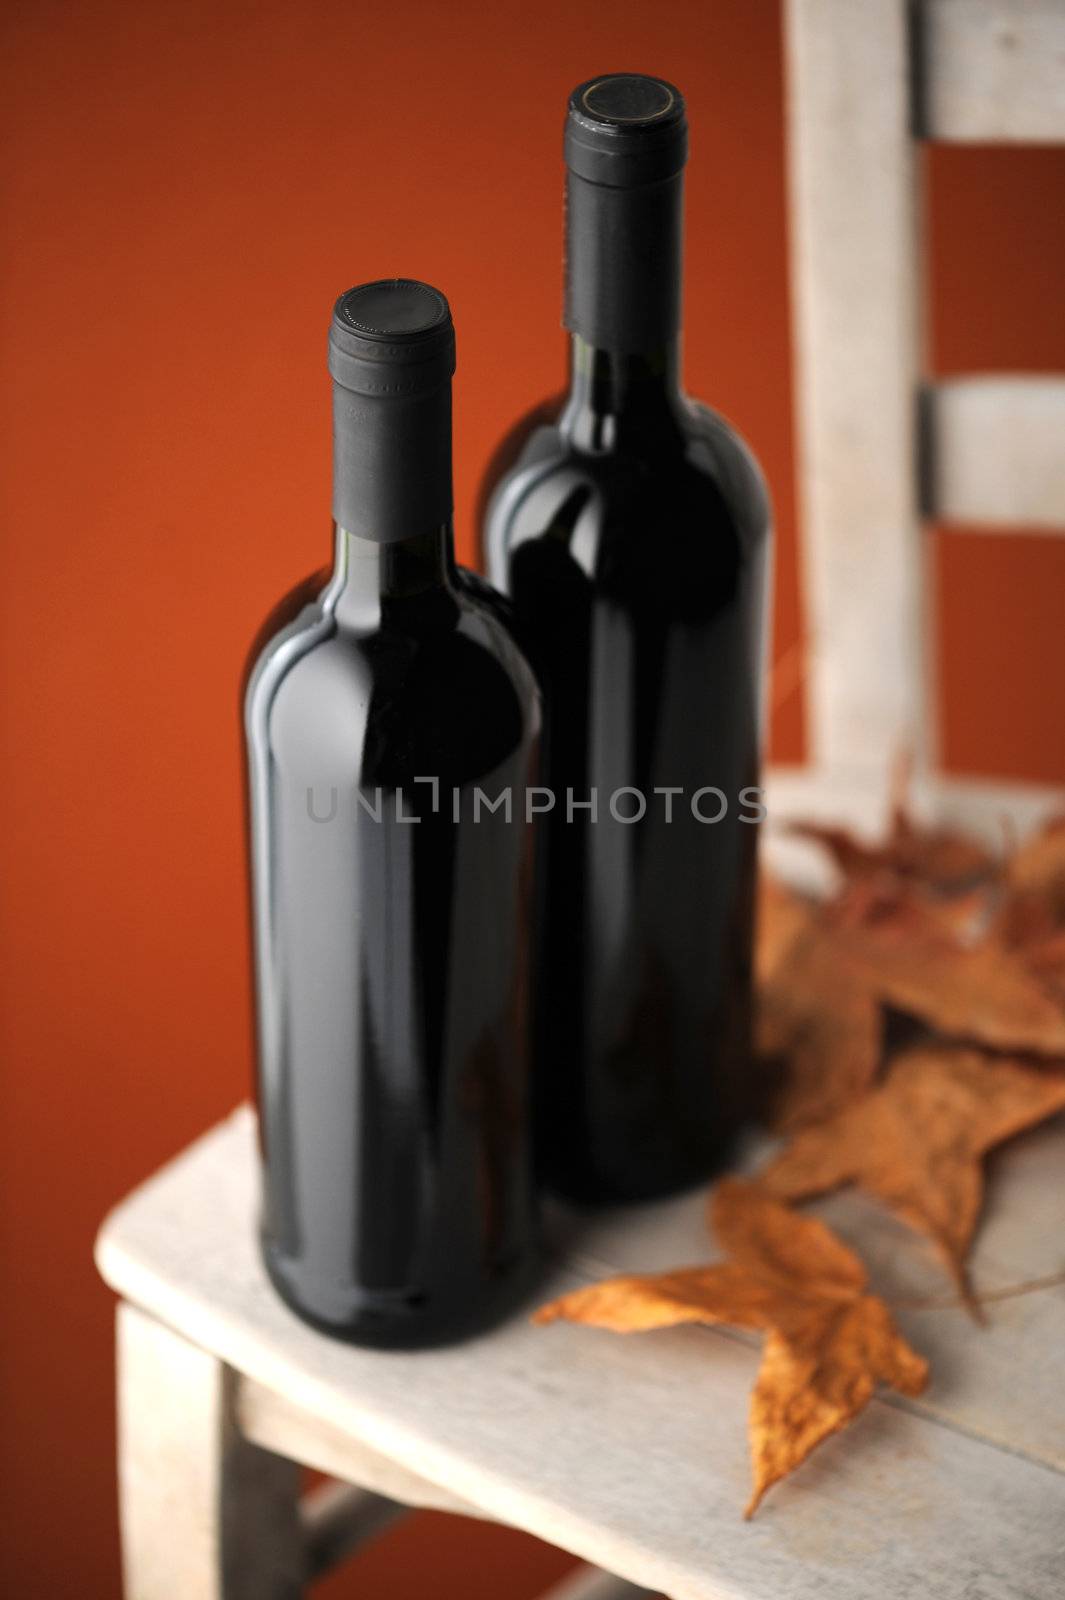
534, 1179, 928, 1516
825, 876, 988, 942
1024, 929, 1065, 1007
1006, 811, 1065, 900
749, 1303, 927, 1518
761, 1045, 1065, 1297
756, 881, 882, 1129
996, 813, 1065, 1004
844, 907, 1065, 1057
788, 815, 994, 893
710, 1170, 865, 1303
787, 755, 996, 892
765, 880, 1065, 1060
756, 873, 815, 986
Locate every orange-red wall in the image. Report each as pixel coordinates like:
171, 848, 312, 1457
927, 144, 1065, 782
1, 3, 1062, 1596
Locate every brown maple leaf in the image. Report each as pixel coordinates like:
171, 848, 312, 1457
534, 1178, 928, 1517
761, 1045, 1065, 1299
755, 871, 1005, 1130
825, 875, 988, 941
842, 897, 1065, 1057
756, 864, 1065, 1130
789, 815, 994, 893
1006, 811, 1065, 900
996, 813, 1065, 1004
756, 873, 815, 984
755, 879, 883, 1130
787, 755, 996, 891
1023, 929, 1065, 1008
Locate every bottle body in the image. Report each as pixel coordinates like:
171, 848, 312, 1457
483, 371, 770, 1202
245, 529, 541, 1343
245, 280, 541, 1345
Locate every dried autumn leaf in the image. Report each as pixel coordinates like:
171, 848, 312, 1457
756, 879, 882, 1130
1023, 929, 1065, 1008
825, 876, 988, 942
760, 929, 883, 1130
756, 856, 1065, 1133
755, 875, 989, 1131
534, 1178, 928, 1517
998, 887, 1063, 957
789, 815, 994, 892
843, 902, 1065, 1057
996, 813, 1065, 1004
761, 1045, 1065, 1297
756, 873, 815, 985
787, 755, 996, 891
782, 877, 1065, 1055
1006, 811, 1065, 900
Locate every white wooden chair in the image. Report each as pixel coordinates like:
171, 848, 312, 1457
768, 0, 1065, 870
96, 6, 1065, 1596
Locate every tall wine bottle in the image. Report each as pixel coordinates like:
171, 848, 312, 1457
482, 76, 771, 1203
245, 280, 541, 1345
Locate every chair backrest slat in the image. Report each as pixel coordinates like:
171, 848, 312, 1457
920, 0, 1065, 143
929, 377, 1065, 529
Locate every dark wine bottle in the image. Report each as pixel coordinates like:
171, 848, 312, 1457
482, 76, 772, 1204
245, 280, 542, 1345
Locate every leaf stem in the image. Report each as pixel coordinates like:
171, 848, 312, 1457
889, 1266, 1065, 1312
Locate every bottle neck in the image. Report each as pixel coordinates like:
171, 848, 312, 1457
561, 335, 683, 451
330, 523, 456, 629
331, 381, 453, 547
561, 162, 685, 451
563, 165, 684, 356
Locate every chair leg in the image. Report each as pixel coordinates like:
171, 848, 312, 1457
116, 1302, 303, 1600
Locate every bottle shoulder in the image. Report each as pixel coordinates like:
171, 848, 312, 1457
244, 564, 540, 786
474, 391, 567, 545
483, 391, 771, 590
685, 397, 771, 532
246, 565, 530, 678
241, 564, 331, 701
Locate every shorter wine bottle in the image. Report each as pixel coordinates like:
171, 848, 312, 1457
244, 280, 541, 1347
